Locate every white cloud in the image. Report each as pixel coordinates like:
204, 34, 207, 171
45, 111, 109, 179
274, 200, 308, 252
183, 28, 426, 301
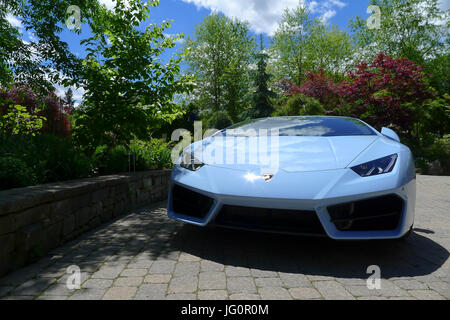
99, 0, 131, 10
6, 13, 23, 30
182, 0, 347, 35
99, 0, 115, 10
321, 10, 336, 22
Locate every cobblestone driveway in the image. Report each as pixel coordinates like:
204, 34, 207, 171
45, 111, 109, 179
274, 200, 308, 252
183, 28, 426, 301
0, 175, 448, 300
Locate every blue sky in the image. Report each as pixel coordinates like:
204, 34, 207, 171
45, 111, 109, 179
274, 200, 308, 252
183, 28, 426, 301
7, 0, 450, 103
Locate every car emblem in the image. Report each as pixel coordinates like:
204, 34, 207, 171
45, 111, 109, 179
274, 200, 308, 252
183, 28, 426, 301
262, 173, 274, 182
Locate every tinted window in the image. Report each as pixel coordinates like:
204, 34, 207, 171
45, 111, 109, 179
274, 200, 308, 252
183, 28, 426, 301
222, 117, 376, 137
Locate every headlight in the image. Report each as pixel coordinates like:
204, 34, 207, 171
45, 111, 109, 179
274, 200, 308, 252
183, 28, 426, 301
351, 154, 398, 177
180, 150, 204, 171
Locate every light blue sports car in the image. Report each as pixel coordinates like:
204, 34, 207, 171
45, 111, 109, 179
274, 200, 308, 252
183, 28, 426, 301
168, 116, 416, 240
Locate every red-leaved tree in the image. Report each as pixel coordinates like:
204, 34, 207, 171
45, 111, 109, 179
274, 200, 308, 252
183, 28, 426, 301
340, 53, 433, 134
0, 84, 71, 137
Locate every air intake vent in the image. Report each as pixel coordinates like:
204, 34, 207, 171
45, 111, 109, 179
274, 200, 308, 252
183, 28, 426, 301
327, 194, 404, 231
214, 205, 326, 235
172, 185, 214, 219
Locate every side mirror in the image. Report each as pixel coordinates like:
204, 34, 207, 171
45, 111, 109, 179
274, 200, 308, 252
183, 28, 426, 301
381, 127, 400, 142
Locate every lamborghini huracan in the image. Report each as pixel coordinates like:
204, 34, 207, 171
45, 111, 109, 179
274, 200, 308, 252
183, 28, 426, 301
167, 116, 416, 240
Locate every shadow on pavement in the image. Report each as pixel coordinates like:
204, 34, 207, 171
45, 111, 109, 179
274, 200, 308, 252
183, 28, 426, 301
171, 224, 449, 279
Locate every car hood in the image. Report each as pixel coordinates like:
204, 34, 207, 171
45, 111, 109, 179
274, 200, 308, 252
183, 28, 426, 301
192, 135, 379, 173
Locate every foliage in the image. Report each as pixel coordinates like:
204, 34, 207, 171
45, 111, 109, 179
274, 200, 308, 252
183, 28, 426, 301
74, 0, 194, 148
0, 104, 45, 136
270, 4, 354, 85
349, 0, 449, 66
0, 155, 37, 190
340, 53, 434, 134
284, 69, 342, 111
0, 84, 71, 137
206, 111, 232, 130
273, 94, 325, 116
93, 139, 174, 175
246, 35, 276, 119
1, 0, 100, 90
0, 135, 93, 190
184, 13, 256, 122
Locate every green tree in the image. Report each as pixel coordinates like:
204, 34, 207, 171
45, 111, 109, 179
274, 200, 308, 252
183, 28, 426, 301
184, 13, 255, 123
247, 35, 276, 118
270, 4, 314, 85
271, 3, 354, 85
73, 0, 194, 149
349, 0, 449, 65
307, 24, 354, 78
1, 0, 100, 91
64, 88, 75, 112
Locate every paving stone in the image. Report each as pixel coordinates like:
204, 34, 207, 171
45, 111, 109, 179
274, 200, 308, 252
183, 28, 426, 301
179, 253, 201, 262
428, 282, 450, 299
279, 273, 312, 288
135, 284, 168, 300
251, 269, 278, 278
408, 290, 445, 300
357, 296, 389, 300
393, 279, 429, 290
114, 277, 143, 287
377, 279, 410, 297
103, 287, 137, 300
313, 281, 355, 300
198, 290, 228, 300
174, 262, 200, 276
229, 293, 261, 300
1, 295, 35, 300
144, 274, 172, 284
255, 277, 283, 288
201, 260, 225, 272
168, 276, 198, 294
121, 269, 148, 277
166, 293, 197, 300
225, 266, 251, 277
68, 289, 106, 300
13, 278, 55, 296
92, 267, 123, 279
258, 287, 292, 300
43, 284, 78, 296
289, 287, 322, 300
36, 295, 68, 300
199, 272, 226, 290
127, 261, 153, 269
149, 261, 176, 274
345, 285, 382, 297
82, 279, 113, 289
227, 277, 257, 294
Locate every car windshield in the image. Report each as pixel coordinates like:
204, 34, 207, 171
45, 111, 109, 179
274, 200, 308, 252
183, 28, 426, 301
219, 117, 377, 137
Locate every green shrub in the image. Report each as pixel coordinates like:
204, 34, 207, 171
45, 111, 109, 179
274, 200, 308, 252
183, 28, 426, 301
0, 135, 93, 187
273, 94, 325, 116
206, 111, 232, 129
93, 139, 174, 175
0, 155, 36, 190
414, 135, 450, 175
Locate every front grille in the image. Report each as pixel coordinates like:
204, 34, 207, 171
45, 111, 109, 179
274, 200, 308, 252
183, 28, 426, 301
172, 184, 214, 219
214, 205, 326, 235
327, 194, 404, 231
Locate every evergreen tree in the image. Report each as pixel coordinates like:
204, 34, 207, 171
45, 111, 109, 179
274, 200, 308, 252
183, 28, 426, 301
64, 88, 75, 112
249, 35, 276, 118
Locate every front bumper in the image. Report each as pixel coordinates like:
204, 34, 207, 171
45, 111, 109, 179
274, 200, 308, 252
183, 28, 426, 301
167, 164, 416, 240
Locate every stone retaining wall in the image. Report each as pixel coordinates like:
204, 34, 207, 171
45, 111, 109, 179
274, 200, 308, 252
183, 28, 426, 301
0, 170, 171, 277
